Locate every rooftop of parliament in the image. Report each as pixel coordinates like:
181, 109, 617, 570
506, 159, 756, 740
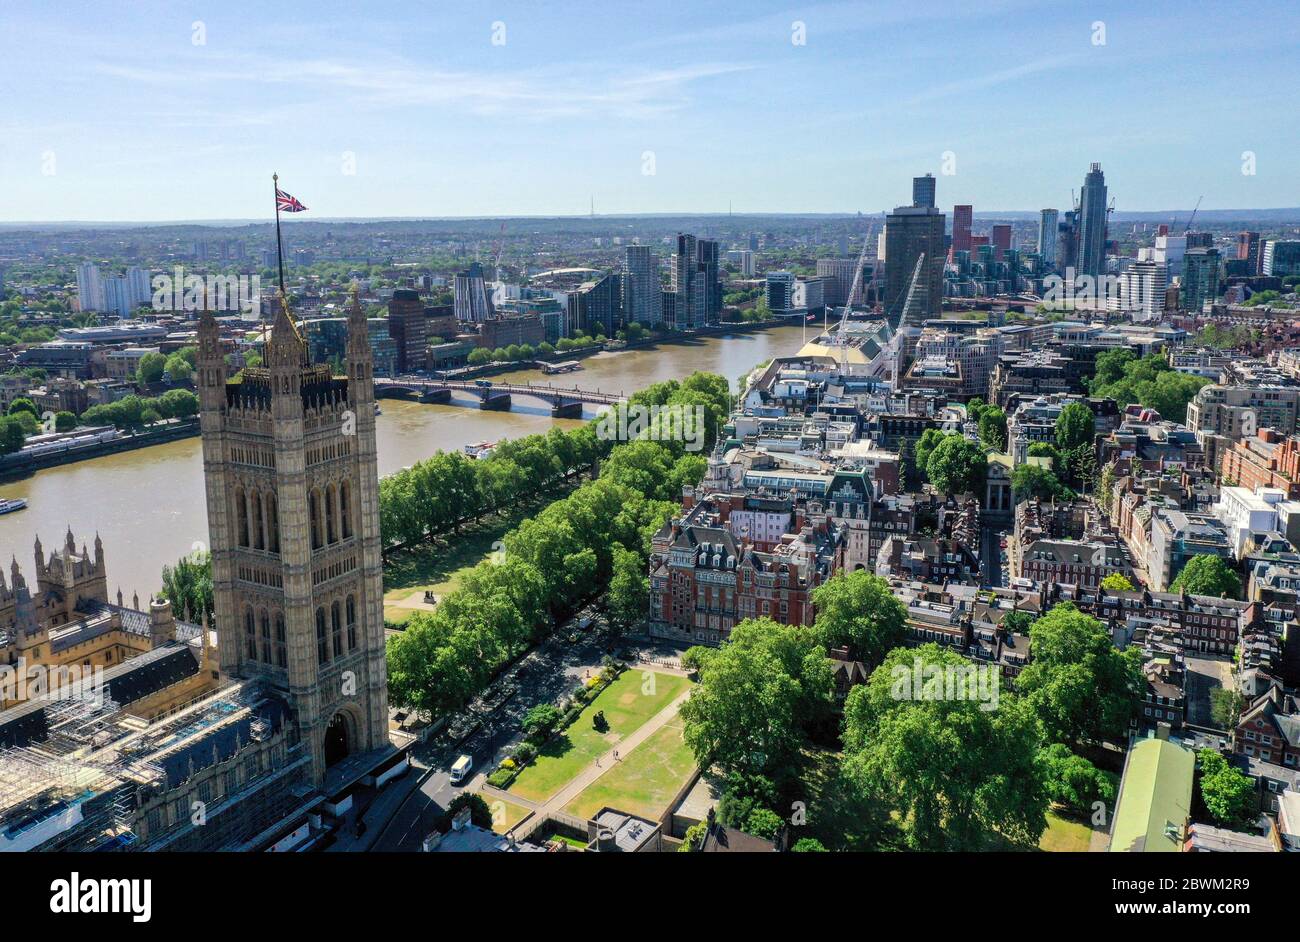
0, 289, 408, 852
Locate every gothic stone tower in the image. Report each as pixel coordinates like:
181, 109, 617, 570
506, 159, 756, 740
197, 290, 388, 786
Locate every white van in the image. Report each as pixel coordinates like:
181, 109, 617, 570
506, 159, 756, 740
450, 754, 473, 784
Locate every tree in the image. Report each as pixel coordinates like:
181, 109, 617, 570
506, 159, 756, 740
444, 792, 494, 830
1055, 402, 1095, 452
467, 347, 491, 366
810, 570, 908, 667
0, 415, 27, 455
743, 807, 783, 841
522, 704, 561, 740
679, 617, 833, 785
159, 550, 214, 624
1000, 610, 1037, 635
1210, 687, 1246, 730
1038, 743, 1116, 815
1011, 463, 1070, 503
914, 428, 947, 482
607, 546, 648, 632
1016, 603, 1144, 746
966, 397, 988, 426
1197, 750, 1256, 828
136, 351, 167, 385
6, 397, 37, 418
1100, 573, 1135, 592
1171, 554, 1242, 600
791, 837, 828, 852
164, 352, 193, 383
926, 435, 987, 496
841, 644, 1048, 850
978, 407, 1007, 451
54, 411, 77, 432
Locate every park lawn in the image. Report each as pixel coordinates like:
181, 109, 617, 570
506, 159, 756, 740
1038, 809, 1104, 852
507, 670, 692, 804
479, 794, 532, 835
381, 514, 520, 627
563, 719, 697, 822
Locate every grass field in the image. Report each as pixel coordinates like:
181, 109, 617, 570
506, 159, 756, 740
562, 718, 697, 821
480, 794, 533, 835
1038, 809, 1104, 852
381, 513, 523, 626
507, 670, 692, 804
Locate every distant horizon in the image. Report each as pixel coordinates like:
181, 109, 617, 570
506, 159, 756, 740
4, 206, 1300, 230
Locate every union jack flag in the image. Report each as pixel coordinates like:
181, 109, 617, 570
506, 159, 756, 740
275, 188, 307, 213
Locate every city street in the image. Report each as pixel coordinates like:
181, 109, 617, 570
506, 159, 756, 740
368, 614, 674, 851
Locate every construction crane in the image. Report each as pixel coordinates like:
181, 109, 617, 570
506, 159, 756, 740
1183, 195, 1203, 235
828, 222, 876, 373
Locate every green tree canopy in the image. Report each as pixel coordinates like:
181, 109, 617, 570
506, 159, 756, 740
841, 644, 1047, 850
679, 617, 834, 785
926, 435, 987, 496
1197, 750, 1256, 828
1055, 402, 1095, 452
1015, 603, 1144, 746
810, 570, 908, 667
1170, 554, 1242, 599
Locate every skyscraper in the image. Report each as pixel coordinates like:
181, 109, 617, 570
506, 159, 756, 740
1077, 162, 1108, 278
951, 205, 973, 258
1236, 231, 1261, 274
991, 224, 1012, 262
912, 173, 937, 209
197, 291, 389, 786
387, 287, 427, 373
1181, 248, 1221, 312
76, 262, 105, 312
885, 176, 946, 319
669, 234, 722, 329
622, 244, 661, 327
1038, 209, 1059, 268
453, 262, 493, 323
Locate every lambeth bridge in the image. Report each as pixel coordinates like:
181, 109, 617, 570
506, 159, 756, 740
373, 376, 627, 417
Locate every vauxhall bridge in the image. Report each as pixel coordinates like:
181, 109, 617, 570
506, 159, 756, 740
373, 375, 627, 418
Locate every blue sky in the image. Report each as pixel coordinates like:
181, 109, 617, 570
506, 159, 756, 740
1, 0, 1297, 221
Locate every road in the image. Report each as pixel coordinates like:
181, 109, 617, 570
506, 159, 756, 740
981, 525, 1008, 588
370, 617, 627, 851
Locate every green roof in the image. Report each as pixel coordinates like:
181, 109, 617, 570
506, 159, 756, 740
1109, 737, 1195, 853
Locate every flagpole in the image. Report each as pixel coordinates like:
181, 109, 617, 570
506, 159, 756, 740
273, 172, 287, 300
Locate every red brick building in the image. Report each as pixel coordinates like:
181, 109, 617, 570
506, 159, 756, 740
1218, 428, 1300, 498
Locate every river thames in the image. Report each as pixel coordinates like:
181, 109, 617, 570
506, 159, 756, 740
0, 326, 809, 599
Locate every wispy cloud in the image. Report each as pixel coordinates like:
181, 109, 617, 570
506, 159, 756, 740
91, 55, 752, 121
903, 55, 1079, 106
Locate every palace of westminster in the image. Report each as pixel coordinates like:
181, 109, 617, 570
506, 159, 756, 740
0, 291, 404, 851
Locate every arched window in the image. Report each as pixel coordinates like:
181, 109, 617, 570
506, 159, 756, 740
244, 607, 256, 660
267, 492, 280, 554
331, 601, 343, 657
235, 489, 249, 547
316, 608, 328, 664
340, 480, 353, 540
346, 595, 357, 651
259, 609, 271, 662
325, 483, 338, 544
309, 490, 321, 550
274, 613, 287, 668
252, 490, 265, 551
